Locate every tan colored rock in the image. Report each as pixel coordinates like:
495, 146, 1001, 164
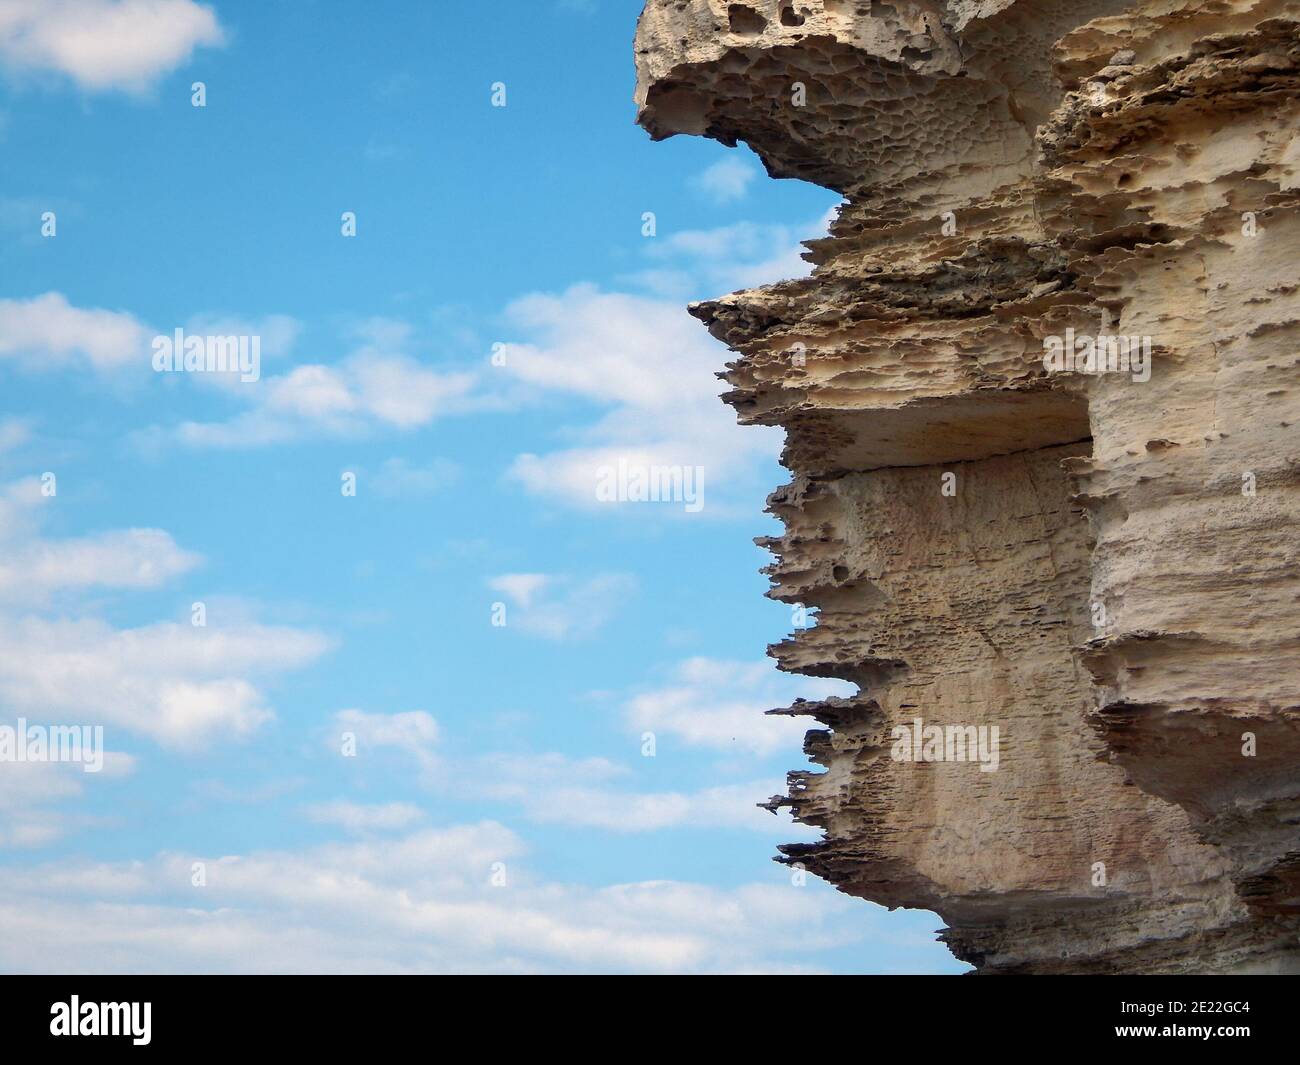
636, 0, 1300, 972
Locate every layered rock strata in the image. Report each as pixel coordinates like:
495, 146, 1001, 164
635, 0, 1300, 972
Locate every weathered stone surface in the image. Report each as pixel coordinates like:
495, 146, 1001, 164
636, 0, 1300, 973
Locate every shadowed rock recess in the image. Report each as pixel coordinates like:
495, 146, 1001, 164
635, 0, 1300, 973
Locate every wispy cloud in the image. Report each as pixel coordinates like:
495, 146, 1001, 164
371, 456, 461, 499
0, 754, 134, 848
499, 284, 779, 515
0, 477, 200, 603
691, 154, 758, 204
0, 418, 32, 454
322, 716, 813, 837
331, 709, 439, 750
627, 207, 838, 301
0, 821, 877, 973
303, 800, 426, 834
488, 571, 635, 640
479, 754, 798, 834
626, 657, 854, 758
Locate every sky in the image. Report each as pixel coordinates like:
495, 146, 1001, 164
0, 0, 965, 973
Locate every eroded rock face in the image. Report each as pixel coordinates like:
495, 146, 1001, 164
635, 0, 1300, 972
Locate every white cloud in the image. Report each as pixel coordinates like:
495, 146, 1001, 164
0, 615, 330, 749
0, 477, 200, 603
497, 212, 841, 515
691, 154, 758, 204
332, 709, 439, 756
500, 285, 779, 514
0, 477, 331, 751
0, 760, 89, 848
183, 312, 300, 357
486, 573, 550, 610
630, 208, 839, 300
288, 355, 471, 431
0, 751, 135, 848
493, 209, 841, 516
329, 709, 440, 779
0, 821, 899, 972
0, 291, 151, 371
175, 312, 301, 392
303, 800, 426, 834
0, 0, 225, 93
488, 571, 634, 640
503, 286, 711, 409
264, 364, 355, 419
340, 658, 842, 838
172, 348, 478, 448
323, 721, 804, 837
351, 353, 475, 428
626, 657, 855, 758
0, 526, 199, 598
504, 777, 795, 834
475, 750, 627, 800
0, 298, 303, 393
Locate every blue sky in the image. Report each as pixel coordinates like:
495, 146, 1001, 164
0, 0, 964, 973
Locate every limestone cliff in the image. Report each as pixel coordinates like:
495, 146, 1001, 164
635, 0, 1300, 973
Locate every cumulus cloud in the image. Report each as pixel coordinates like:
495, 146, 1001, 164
0, 291, 151, 371
170, 345, 478, 448
0, 475, 331, 750
0, 821, 904, 973
691, 154, 758, 204
3, 527, 198, 594
502, 286, 713, 412
487, 571, 635, 640
626, 657, 855, 758
0, 615, 331, 749
0, 0, 225, 93
0, 298, 303, 386
0, 297, 477, 446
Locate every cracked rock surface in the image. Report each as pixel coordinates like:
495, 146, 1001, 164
636, 0, 1300, 973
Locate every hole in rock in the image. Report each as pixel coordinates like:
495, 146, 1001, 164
728, 4, 768, 34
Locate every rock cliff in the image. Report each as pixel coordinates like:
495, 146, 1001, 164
635, 0, 1300, 973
